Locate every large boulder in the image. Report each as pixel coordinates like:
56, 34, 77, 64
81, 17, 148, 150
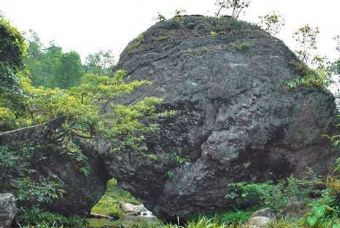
0, 193, 16, 228
104, 15, 339, 219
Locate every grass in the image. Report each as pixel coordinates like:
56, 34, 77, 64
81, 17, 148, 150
91, 178, 140, 218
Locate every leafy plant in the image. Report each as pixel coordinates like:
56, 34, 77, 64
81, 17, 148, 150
210, 31, 218, 38
231, 41, 252, 51
286, 61, 330, 89
16, 207, 86, 228
155, 12, 166, 22
258, 11, 285, 36
214, 211, 252, 225
215, 0, 250, 18
226, 177, 316, 213
304, 190, 340, 228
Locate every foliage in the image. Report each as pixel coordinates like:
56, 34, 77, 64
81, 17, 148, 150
231, 41, 252, 51
24, 34, 83, 89
304, 189, 340, 228
126, 34, 144, 52
15, 177, 64, 203
214, 211, 252, 225
286, 61, 330, 89
258, 11, 285, 36
292, 24, 327, 69
330, 35, 340, 74
22, 70, 168, 152
211, 31, 218, 38
16, 207, 86, 228
225, 177, 317, 213
164, 217, 226, 228
53, 51, 83, 88
84, 49, 115, 75
214, 16, 252, 35
174, 9, 186, 21
155, 12, 167, 22
0, 145, 64, 205
0, 16, 27, 130
214, 0, 250, 18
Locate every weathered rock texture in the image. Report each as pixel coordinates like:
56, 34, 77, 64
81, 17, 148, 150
0, 193, 16, 228
105, 15, 339, 219
0, 118, 110, 216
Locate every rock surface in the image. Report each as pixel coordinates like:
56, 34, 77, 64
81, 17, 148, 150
245, 216, 273, 228
250, 208, 276, 221
0, 193, 16, 228
0, 118, 110, 216
105, 15, 339, 219
244, 208, 276, 228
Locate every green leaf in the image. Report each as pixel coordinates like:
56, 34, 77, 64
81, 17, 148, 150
307, 216, 318, 226
313, 205, 326, 218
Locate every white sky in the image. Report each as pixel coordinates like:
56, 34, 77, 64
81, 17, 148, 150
1, 0, 340, 62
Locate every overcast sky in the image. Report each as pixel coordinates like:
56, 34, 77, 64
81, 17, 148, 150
1, 0, 340, 62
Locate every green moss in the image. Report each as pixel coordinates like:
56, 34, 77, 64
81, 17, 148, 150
210, 31, 218, 38
215, 16, 252, 34
86, 218, 122, 228
154, 35, 169, 42
126, 34, 144, 52
231, 40, 253, 51
91, 179, 139, 218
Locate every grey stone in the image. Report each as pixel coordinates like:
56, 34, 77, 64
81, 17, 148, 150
0, 193, 16, 228
245, 216, 273, 228
105, 15, 339, 220
250, 208, 276, 221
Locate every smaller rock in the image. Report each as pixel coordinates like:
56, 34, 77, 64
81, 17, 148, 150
121, 202, 157, 226
245, 216, 273, 228
250, 208, 276, 221
244, 208, 276, 228
121, 203, 146, 215
0, 193, 16, 228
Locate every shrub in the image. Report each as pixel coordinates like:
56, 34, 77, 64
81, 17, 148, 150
226, 177, 317, 213
286, 61, 330, 89
16, 207, 86, 228
214, 211, 252, 225
231, 41, 252, 51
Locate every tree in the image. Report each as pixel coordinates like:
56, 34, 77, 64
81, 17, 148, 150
53, 51, 83, 88
215, 0, 250, 18
0, 16, 27, 130
25, 34, 84, 88
258, 11, 285, 36
293, 25, 323, 67
84, 50, 115, 75
25, 70, 167, 151
331, 35, 340, 74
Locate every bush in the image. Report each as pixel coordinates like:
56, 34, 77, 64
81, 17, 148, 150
225, 177, 318, 213
214, 211, 252, 225
16, 207, 86, 228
